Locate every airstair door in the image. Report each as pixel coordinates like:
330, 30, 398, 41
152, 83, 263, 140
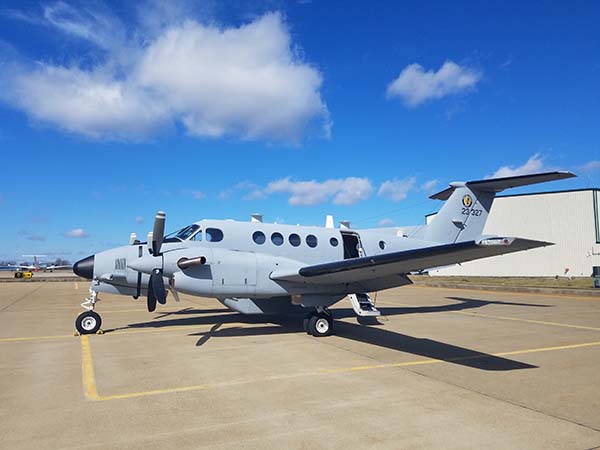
341, 231, 365, 259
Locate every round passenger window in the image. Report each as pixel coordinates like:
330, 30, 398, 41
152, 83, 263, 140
289, 233, 301, 247
306, 234, 318, 248
379, 240, 386, 250
253, 231, 265, 244
271, 232, 284, 246
330, 237, 339, 247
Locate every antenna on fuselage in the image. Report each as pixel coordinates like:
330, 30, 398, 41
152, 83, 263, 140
340, 221, 351, 230
250, 213, 263, 223
325, 215, 334, 229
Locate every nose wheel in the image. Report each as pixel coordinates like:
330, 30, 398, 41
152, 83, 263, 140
75, 286, 103, 335
75, 310, 102, 335
303, 309, 333, 337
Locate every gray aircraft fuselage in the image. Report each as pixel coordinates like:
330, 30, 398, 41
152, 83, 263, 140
81, 219, 424, 314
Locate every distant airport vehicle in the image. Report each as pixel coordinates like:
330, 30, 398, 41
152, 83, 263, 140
3, 255, 72, 272
73, 172, 575, 336
14, 270, 33, 279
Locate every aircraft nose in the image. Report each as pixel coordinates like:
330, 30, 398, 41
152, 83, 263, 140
73, 255, 94, 280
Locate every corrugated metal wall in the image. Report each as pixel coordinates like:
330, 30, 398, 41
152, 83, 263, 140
431, 189, 600, 277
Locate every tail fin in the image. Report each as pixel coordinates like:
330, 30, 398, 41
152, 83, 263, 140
424, 171, 575, 243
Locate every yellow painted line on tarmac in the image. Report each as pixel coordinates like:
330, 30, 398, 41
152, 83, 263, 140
321, 340, 600, 374
375, 299, 600, 332
410, 284, 600, 301
0, 334, 74, 343
96, 384, 210, 401
83, 339, 600, 401
80, 335, 100, 400
0, 320, 244, 343
454, 311, 600, 331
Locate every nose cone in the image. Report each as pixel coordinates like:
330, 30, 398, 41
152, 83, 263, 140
73, 255, 94, 280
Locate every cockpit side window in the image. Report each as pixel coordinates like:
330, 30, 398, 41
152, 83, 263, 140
164, 224, 200, 242
205, 228, 224, 242
191, 230, 203, 241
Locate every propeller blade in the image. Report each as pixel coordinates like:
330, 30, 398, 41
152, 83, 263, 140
147, 277, 157, 312
169, 274, 181, 302
152, 211, 166, 256
151, 268, 167, 305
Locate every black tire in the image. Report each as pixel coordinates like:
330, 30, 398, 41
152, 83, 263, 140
308, 312, 333, 337
303, 312, 316, 333
75, 311, 102, 335
15, 272, 23, 279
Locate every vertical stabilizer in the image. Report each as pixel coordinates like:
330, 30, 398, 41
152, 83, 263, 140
424, 171, 575, 244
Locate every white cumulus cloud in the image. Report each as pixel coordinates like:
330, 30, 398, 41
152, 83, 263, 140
377, 177, 416, 202
0, 6, 330, 142
488, 153, 546, 178
420, 179, 439, 193
378, 218, 395, 227
64, 228, 89, 238
387, 60, 481, 107
263, 177, 373, 206
579, 160, 600, 174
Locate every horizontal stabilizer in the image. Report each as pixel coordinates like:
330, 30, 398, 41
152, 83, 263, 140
430, 171, 576, 200
271, 238, 551, 286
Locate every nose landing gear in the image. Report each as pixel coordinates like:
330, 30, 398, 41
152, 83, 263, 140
303, 308, 333, 337
75, 287, 103, 335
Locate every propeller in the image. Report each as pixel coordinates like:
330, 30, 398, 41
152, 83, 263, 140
146, 211, 167, 312
128, 211, 201, 312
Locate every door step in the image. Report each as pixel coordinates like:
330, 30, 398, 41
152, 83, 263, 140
348, 293, 380, 317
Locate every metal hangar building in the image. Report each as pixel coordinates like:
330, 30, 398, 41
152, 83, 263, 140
428, 188, 600, 277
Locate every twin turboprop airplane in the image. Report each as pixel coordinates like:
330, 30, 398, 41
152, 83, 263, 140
3, 255, 72, 272
72, 171, 575, 336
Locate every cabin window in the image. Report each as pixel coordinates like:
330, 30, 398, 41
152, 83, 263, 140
253, 231, 266, 244
192, 230, 203, 241
330, 237, 338, 247
289, 233, 301, 247
205, 228, 224, 242
271, 232, 284, 246
306, 234, 318, 248
379, 240, 386, 250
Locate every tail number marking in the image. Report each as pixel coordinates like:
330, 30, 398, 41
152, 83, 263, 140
461, 208, 483, 217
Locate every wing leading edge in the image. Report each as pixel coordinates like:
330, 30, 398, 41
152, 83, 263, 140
270, 238, 551, 285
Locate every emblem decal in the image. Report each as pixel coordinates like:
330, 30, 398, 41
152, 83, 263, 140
462, 194, 473, 208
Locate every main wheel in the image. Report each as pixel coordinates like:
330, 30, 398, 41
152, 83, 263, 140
308, 312, 333, 337
303, 312, 316, 333
75, 311, 102, 335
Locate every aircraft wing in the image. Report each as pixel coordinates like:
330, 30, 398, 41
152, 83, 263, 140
3, 264, 35, 270
270, 237, 550, 285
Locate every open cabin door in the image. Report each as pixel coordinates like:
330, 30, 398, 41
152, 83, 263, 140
341, 231, 365, 259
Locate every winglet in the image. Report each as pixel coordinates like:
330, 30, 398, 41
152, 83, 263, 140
430, 171, 576, 200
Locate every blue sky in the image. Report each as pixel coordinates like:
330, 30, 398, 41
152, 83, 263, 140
0, 0, 598, 262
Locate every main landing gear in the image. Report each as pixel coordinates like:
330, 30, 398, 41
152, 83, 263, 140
75, 288, 103, 335
303, 308, 333, 337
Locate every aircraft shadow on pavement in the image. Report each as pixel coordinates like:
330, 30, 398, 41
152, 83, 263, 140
119, 297, 539, 371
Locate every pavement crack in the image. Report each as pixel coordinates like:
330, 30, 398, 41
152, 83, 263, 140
0, 285, 44, 312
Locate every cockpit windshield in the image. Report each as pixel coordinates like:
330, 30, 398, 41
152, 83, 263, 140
163, 224, 200, 242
